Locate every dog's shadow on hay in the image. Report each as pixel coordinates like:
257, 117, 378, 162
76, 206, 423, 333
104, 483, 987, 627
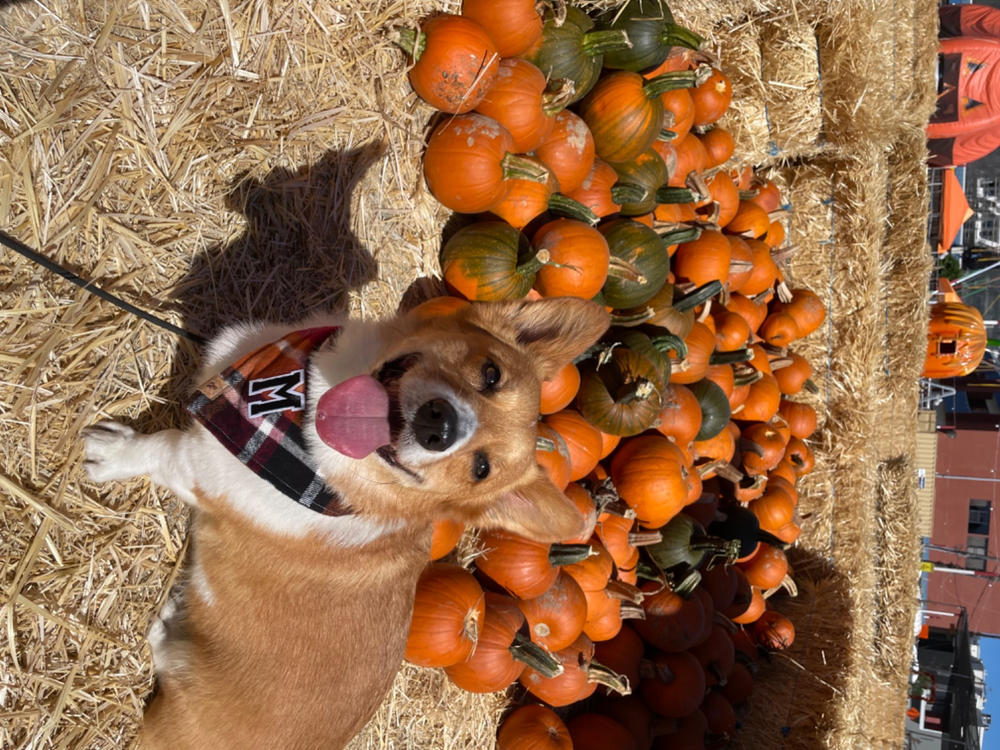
145, 144, 385, 427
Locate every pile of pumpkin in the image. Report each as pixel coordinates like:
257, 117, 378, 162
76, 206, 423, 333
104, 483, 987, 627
396, 0, 826, 747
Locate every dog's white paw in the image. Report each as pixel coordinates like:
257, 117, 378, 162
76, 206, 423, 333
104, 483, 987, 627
83, 421, 146, 482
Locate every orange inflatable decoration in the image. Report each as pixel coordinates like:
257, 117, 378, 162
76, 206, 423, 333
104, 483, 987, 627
922, 279, 988, 379
929, 4, 1000, 167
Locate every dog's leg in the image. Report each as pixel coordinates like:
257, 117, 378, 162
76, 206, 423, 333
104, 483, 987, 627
82, 421, 198, 504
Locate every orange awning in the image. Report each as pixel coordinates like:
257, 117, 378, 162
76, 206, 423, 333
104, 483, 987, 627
938, 168, 975, 254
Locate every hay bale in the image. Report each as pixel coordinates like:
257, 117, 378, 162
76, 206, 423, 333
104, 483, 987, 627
812, 1, 910, 152
759, 15, 825, 158
715, 19, 772, 167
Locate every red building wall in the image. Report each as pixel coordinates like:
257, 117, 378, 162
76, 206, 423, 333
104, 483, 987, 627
926, 429, 1000, 635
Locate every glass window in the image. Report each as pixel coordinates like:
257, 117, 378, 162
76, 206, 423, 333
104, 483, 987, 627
969, 500, 992, 535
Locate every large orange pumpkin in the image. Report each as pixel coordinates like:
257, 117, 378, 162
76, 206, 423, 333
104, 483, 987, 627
922, 301, 988, 378
405, 563, 485, 667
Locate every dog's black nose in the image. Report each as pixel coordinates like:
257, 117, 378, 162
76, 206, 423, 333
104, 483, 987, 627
413, 399, 458, 451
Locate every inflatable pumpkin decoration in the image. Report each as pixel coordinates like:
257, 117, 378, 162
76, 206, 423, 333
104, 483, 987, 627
923, 294, 987, 379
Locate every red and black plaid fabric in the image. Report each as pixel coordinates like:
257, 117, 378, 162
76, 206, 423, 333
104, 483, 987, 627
186, 326, 352, 516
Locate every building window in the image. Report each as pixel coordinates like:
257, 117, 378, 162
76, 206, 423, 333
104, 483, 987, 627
967, 534, 988, 571
969, 500, 992, 535
978, 177, 998, 199
974, 215, 999, 246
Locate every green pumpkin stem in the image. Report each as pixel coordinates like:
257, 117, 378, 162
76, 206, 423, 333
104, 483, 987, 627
548, 542, 596, 566
803, 378, 819, 394
547, 193, 599, 225
674, 280, 722, 312
510, 629, 565, 677
605, 580, 644, 603
393, 27, 424, 60
649, 333, 688, 360
609, 308, 655, 326
658, 225, 701, 247
643, 70, 704, 100
501, 153, 552, 183
581, 28, 634, 57
611, 183, 648, 206
536, 435, 557, 452
655, 186, 697, 204
657, 128, 678, 141
518, 247, 551, 278
661, 24, 707, 51
619, 601, 645, 620
709, 348, 752, 365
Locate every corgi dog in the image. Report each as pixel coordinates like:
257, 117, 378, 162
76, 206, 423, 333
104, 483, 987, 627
83, 297, 609, 750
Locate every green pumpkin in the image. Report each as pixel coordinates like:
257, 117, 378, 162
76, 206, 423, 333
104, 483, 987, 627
688, 378, 731, 441
613, 148, 670, 216
596, 0, 706, 73
439, 222, 544, 301
599, 218, 671, 309
526, 7, 631, 103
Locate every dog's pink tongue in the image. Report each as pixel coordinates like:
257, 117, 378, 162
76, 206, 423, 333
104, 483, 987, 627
315, 375, 391, 459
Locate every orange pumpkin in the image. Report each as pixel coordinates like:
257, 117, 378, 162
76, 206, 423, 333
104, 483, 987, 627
532, 218, 610, 299
699, 126, 735, 168
638, 649, 707, 718
536, 109, 597, 194
425, 114, 548, 213
610, 436, 691, 528
475, 530, 592, 599
461, 0, 543, 58
544, 410, 604, 481
429, 518, 465, 560
517, 571, 589, 651
689, 67, 732, 125
497, 704, 572, 750
475, 58, 560, 152
738, 543, 789, 589
753, 609, 796, 650
540, 361, 582, 415
520, 633, 627, 705
672, 229, 731, 287
536, 422, 572, 490
405, 563, 485, 667
565, 158, 623, 218
402, 14, 499, 113
778, 398, 818, 439
655, 384, 703, 445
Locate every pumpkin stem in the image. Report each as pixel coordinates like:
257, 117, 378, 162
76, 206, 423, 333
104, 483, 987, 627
546, 193, 599, 225
609, 308, 656, 327
586, 658, 632, 696
500, 153, 552, 184
658, 225, 700, 248
610, 182, 648, 206
803, 377, 819, 394
541, 77, 576, 114
674, 280, 722, 312
660, 23, 707, 51
657, 128, 678, 141
517, 247, 552, 278
628, 529, 663, 547
393, 27, 425, 60
536, 435, 557, 452
709, 348, 752, 365
733, 367, 764, 386
548, 542, 596, 566
619, 601, 645, 620
655, 186, 697, 204
606, 255, 648, 285
581, 28, 633, 57
649, 332, 688, 360
775, 280, 793, 303
696, 458, 743, 482
510, 629, 565, 678
604, 580, 644, 603
642, 70, 702, 99
763, 573, 798, 599
615, 377, 659, 406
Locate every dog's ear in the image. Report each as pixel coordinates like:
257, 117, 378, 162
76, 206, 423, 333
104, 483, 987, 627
466, 298, 610, 380
470, 468, 588, 543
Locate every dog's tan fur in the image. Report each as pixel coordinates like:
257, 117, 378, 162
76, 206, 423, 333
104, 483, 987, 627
84, 298, 608, 749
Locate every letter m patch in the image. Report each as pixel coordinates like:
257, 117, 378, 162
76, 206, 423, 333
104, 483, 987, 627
247, 370, 305, 418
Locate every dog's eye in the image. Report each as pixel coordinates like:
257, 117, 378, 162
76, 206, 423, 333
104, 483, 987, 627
481, 360, 501, 391
472, 451, 490, 481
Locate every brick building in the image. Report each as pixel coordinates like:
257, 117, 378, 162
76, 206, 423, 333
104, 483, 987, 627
926, 425, 1000, 635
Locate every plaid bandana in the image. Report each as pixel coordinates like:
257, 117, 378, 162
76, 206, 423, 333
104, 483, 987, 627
186, 326, 352, 516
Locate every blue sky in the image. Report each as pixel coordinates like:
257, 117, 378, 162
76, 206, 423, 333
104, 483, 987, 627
982, 636, 1000, 745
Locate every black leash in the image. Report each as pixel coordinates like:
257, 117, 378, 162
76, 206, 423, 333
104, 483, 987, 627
1, 230, 207, 345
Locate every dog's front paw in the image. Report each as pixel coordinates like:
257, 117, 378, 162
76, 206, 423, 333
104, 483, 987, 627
83, 421, 145, 482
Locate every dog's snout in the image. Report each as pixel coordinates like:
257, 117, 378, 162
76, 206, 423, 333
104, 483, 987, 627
413, 399, 458, 451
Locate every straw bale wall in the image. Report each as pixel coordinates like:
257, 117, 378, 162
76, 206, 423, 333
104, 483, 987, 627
0, 0, 939, 748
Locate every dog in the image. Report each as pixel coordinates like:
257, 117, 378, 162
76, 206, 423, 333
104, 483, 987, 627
83, 296, 609, 749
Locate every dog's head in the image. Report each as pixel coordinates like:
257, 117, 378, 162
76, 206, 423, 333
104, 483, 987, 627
317, 297, 609, 542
